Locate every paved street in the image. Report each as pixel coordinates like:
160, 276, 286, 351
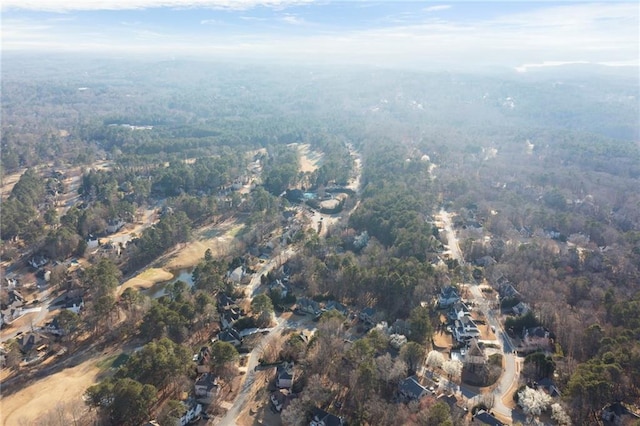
438, 209, 520, 424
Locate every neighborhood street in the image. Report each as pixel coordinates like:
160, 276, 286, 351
437, 209, 520, 424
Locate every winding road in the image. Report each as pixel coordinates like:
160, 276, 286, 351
216, 146, 362, 425
437, 209, 521, 424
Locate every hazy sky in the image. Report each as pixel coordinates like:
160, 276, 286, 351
2, 1, 638, 70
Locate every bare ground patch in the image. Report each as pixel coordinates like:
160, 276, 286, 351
433, 330, 453, 351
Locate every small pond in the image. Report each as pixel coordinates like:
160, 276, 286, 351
146, 268, 195, 299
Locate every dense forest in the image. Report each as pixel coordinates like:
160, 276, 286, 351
1, 54, 639, 426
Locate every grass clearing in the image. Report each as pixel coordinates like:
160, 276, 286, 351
118, 268, 174, 295
296, 143, 324, 173
0, 354, 106, 425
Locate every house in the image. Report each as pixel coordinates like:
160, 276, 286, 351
452, 316, 481, 342
602, 402, 640, 425
398, 376, 429, 402
496, 281, 519, 300
297, 298, 321, 316
44, 317, 66, 336
448, 301, 471, 321
523, 327, 552, 349
310, 407, 344, 426
8, 290, 25, 309
63, 297, 84, 314
374, 321, 390, 335
86, 235, 100, 249
438, 286, 460, 307
324, 300, 348, 317
218, 328, 242, 346
217, 294, 238, 310
220, 309, 242, 330
227, 266, 246, 284
270, 279, 289, 298
475, 256, 496, 267
1, 308, 22, 325
464, 339, 487, 366
17, 332, 48, 356
389, 334, 408, 349
472, 409, 504, 426
276, 362, 295, 389
177, 399, 202, 426
106, 219, 126, 234
511, 302, 530, 316
391, 319, 411, 336
29, 256, 49, 269
194, 373, 219, 401
270, 390, 290, 412
359, 307, 377, 324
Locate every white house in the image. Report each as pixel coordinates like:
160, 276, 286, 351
63, 298, 84, 314
389, 334, 408, 349
29, 256, 49, 269
276, 362, 295, 389
178, 400, 202, 426
86, 235, 100, 249
452, 316, 480, 342
227, 266, 245, 284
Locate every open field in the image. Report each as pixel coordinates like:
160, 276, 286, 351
165, 219, 245, 270
296, 143, 324, 173
0, 168, 27, 199
0, 353, 108, 425
118, 267, 174, 295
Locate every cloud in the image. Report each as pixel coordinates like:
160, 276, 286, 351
282, 14, 305, 25
240, 16, 268, 21
423, 5, 450, 13
1, 0, 315, 12
2, 2, 637, 70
